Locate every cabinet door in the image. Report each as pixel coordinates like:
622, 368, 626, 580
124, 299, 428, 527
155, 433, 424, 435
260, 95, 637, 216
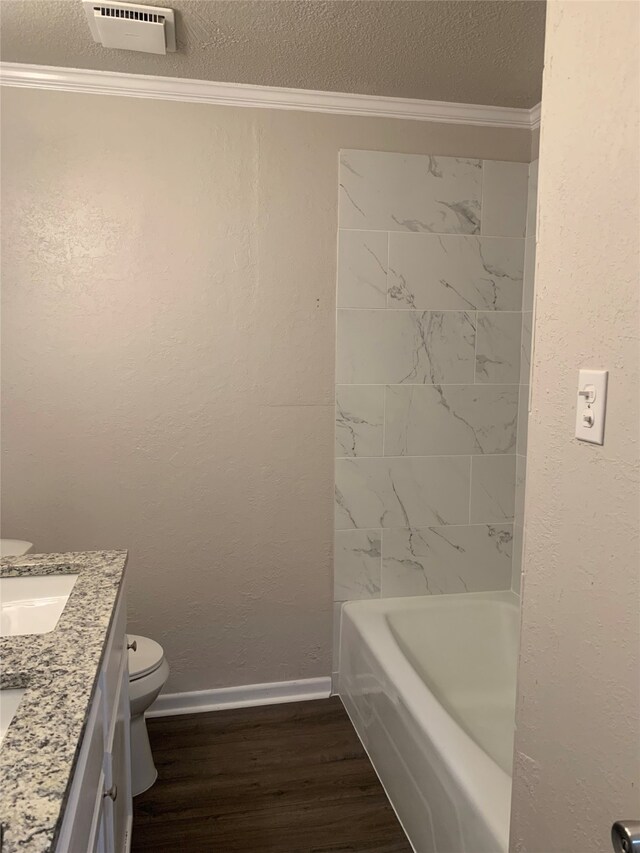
101, 591, 126, 722
91, 791, 112, 853
104, 661, 132, 853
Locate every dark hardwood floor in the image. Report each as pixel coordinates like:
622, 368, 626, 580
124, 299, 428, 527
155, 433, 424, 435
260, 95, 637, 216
132, 696, 412, 853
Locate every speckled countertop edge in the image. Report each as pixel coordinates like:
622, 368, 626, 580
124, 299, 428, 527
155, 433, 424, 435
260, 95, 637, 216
0, 550, 128, 853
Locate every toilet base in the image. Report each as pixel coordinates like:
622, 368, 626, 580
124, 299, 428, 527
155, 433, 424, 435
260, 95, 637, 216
130, 713, 158, 796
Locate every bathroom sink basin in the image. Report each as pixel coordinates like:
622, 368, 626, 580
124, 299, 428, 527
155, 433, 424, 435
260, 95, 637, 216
0, 689, 26, 746
0, 574, 79, 637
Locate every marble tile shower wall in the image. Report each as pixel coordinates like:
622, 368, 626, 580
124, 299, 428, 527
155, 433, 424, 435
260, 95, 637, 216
512, 159, 539, 595
334, 150, 530, 613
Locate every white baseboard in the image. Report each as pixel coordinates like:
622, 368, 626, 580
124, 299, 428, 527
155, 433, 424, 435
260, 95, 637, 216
146, 676, 332, 718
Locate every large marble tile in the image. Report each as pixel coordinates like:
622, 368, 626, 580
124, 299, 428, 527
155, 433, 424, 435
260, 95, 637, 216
337, 309, 475, 385
517, 384, 530, 455
335, 385, 384, 457
515, 453, 527, 525
384, 384, 518, 456
475, 311, 522, 384
388, 234, 524, 311
522, 235, 536, 312
333, 602, 342, 673
339, 150, 482, 234
481, 160, 529, 237
526, 159, 539, 237
335, 455, 470, 530
470, 455, 517, 523
337, 230, 388, 309
520, 311, 533, 385
334, 529, 382, 601
511, 523, 523, 595
381, 523, 513, 596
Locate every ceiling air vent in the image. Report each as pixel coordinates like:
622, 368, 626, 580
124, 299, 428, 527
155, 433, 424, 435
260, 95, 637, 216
82, 1, 176, 55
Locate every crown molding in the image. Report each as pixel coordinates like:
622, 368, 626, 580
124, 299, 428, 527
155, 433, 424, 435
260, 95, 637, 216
0, 62, 540, 130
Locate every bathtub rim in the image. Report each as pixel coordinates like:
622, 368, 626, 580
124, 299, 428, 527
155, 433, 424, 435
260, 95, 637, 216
339, 589, 519, 853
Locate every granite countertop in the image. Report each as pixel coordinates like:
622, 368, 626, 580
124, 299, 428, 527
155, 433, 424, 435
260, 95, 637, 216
0, 550, 128, 853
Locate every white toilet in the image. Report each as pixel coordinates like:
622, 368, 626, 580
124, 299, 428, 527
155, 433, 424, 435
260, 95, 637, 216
127, 634, 169, 796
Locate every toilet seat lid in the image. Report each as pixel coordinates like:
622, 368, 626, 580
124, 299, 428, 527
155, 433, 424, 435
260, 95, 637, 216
128, 634, 164, 681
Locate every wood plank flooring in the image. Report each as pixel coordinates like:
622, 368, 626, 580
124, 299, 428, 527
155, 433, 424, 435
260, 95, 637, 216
132, 696, 412, 853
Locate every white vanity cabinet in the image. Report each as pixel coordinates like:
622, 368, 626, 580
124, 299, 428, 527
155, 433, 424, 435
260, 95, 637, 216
56, 590, 132, 853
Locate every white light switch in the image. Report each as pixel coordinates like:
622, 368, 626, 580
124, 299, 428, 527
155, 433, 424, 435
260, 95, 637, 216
575, 369, 608, 445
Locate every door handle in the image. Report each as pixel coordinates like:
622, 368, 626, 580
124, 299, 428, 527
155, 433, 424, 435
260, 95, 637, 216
611, 820, 640, 853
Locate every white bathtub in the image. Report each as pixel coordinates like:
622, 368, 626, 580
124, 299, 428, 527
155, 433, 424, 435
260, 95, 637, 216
338, 591, 519, 853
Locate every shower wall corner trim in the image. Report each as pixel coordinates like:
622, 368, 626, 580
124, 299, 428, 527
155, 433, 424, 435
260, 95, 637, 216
0, 62, 541, 129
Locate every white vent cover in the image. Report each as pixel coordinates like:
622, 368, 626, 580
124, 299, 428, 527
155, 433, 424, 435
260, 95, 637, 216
82, 1, 176, 54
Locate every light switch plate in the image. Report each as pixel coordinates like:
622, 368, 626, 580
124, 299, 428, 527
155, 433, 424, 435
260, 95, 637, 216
575, 369, 608, 445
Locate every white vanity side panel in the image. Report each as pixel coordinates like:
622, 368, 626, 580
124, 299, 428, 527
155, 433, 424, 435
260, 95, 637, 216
55, 683, 105, 853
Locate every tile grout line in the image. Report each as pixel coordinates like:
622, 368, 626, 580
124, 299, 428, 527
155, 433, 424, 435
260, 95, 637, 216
473, 309, 479, 386
336, 521, 515, 534
339, 521, 515, 530
381, 387, 387, 459
384, 230, 391, 310
336, 382, 520, 388
468, 454, 474, 525
337, 307, 525, 314
336, 522, 515, 533
338, 227, 527, 241
379, 526, 385, 598
480, 158, 485, 238
381, 230, 390, 460
333, 159, 343, 610
335, 452, 518, 461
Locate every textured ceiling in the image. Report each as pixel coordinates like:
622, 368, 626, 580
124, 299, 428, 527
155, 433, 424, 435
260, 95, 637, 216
0, 0, 546, 108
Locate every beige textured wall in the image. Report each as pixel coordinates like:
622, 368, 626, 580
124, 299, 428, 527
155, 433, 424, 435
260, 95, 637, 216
0, 1, 546, 108
1, 86, 530, 693
510, 3, 640, 851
